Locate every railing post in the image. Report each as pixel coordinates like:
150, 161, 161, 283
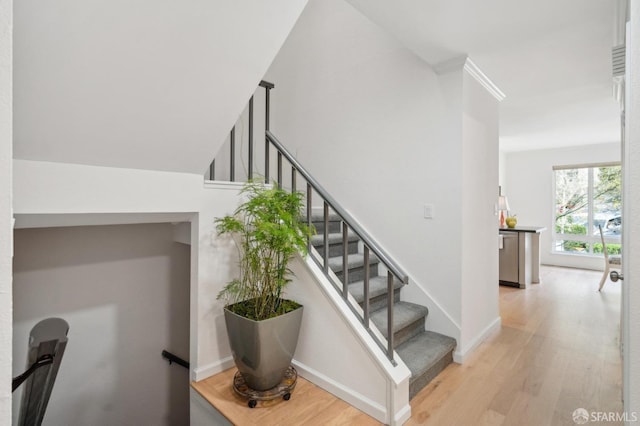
209, 160, 215, 181
265, 86, 271, 184
248, 96, 254, 180
230, 127, 235, 182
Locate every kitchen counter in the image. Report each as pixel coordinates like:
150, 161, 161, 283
499, 226, 546, 233
499, 226, 546, 288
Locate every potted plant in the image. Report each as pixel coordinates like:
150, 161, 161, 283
215, 180, 313, 391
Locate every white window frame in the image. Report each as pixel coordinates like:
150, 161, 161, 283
552, 162, 622, 256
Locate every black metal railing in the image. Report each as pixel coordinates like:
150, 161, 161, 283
161, 350, 190, 369
208, 81, 409, 363
12, 354, 54, 392
208, 80, 274, 182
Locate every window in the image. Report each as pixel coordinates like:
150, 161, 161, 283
553, 163, 621, 255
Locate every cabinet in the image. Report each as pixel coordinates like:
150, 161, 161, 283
499, 231, 519, 285
498, 227, 546, 289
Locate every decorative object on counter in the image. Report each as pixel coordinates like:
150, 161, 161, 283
498, 186, 510, 228
215, 179, 314, 393
506, 215, 517, 228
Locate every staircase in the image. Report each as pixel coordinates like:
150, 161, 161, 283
310, 213, 456, 399
212, 81, 458, 406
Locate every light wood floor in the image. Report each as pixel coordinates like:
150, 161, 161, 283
193, 266, 623, 425
192, 367, 381, 425
408, 266, 623, 426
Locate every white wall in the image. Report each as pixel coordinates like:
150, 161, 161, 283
13, 0, 308, 174
265, 0, 463, 339
12, 224, 190, 425
265, 0, 502, 356
0, 0, 12, 422
12, 159, 414, 423
625, 0, 640, 416
499, 150, 507, 192
12, 159, 233, 381
460, 69, 500, 355
504, 143, 621, 270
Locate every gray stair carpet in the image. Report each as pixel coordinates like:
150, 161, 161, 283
310, 230, 359, 247
349, 276, 403, 311
370, 301, 428, 347
397, 331, 457, 399
311, 216, 457, 400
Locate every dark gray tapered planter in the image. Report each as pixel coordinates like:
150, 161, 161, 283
224, 304, 303, 391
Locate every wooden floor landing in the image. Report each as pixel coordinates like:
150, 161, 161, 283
191, 367, 381, 425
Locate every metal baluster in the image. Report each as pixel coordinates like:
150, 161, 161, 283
265, 143, 270, 184
323, 201, 329, 274
248, 96, 254, 180
307, 183, 312, 253
363, 246, 370, 328
342, 223, 349, 299
291, 167, 297, 193
387, 271, 394, 361
230, 127, 235, 182
277, 152, 283, 187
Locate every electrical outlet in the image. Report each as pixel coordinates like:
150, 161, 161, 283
424, 204, 434, 219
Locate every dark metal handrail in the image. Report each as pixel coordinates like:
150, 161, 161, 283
209, 81, 410, 363
162, 350, 189, 369
266, 131, 407, 362
266, 131, 409, 285
12, 354, 54, 392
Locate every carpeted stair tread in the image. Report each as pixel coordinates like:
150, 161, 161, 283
327, 253, 380, 273
305, 212, 342, 223
370, 301, 428, 339
311, 230, 359, 246
348, 276, 404, 304
396, 331, 456, 399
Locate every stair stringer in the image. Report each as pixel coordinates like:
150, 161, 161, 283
286, 254, 412, 426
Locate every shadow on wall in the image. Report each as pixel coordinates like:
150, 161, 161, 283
12, 223, 190, 426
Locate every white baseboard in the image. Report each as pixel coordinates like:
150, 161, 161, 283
453, 316, 501, 364
193, 357, 404, 424
292, 359, 388, 423
192, 356, 235, 382
394, 402, 412, 425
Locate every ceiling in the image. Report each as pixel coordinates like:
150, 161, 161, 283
345, 0, 623, 152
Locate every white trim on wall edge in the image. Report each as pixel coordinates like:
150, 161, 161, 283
192, 356, 235, 382
292, 359, 389, 424
433, 55, 506, 102
463, 59, 506, 102
203, 180, 245, 190
453, 316, 502, 364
